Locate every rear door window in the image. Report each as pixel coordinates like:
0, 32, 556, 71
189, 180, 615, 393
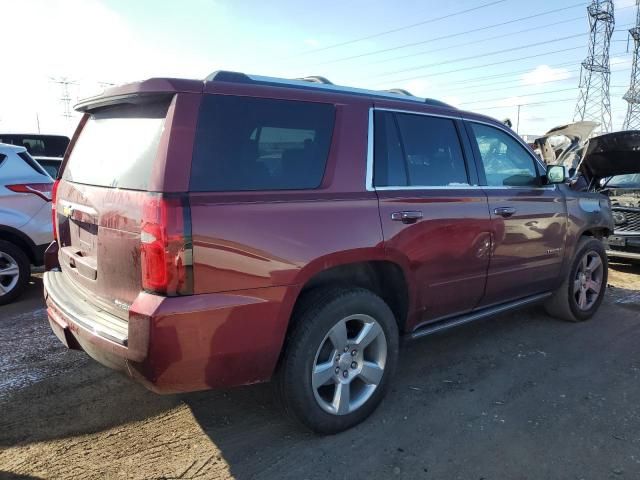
373, 111, 408, 187
62, 98, 170, 190
190, 95, 335, 191
374, 111, 469, 187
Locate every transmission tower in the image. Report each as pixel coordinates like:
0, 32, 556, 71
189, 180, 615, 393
623, 1, 640, 130
574, 0, 615, 134
50, 77, 77, 120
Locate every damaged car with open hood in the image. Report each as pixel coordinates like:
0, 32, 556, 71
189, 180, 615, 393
537, 124, 640, 262
579, 131, 640, 262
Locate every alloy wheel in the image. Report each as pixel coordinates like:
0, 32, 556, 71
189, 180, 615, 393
573, 250, 604, 311
0, 252, 20, 296
312, 314, 387, 416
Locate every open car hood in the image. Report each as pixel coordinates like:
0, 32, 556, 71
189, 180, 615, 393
535, 121, 599, 168
579, 130, 640, 181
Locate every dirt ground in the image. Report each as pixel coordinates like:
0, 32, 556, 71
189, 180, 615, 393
1, 263, 640, 480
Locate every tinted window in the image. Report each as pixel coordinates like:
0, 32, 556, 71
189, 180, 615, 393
0, 135, 69, 157
374, 111, 407, 187
391, 113, 468, 187
191, 95, 335, 191
470, 123, 539, 187
62, 99, 170, 190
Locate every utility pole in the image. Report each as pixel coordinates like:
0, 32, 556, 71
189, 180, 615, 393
50, 77, 77, 120
516, 104, 521, 134
36, 113, 41, 133
574, 0, 615, 134
623, 1, 640, 130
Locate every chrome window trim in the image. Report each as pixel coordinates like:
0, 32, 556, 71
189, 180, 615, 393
366, 107, 375, 191
374, 107, 461, 121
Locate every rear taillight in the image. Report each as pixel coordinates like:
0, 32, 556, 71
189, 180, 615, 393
6, 183, 53, 202
51, 180, 60, 239
140, 194, 193, 296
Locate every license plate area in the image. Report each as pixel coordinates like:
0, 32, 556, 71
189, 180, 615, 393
608, 236, 626, 247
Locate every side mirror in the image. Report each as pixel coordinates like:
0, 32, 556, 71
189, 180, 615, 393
546, 165, 566, 184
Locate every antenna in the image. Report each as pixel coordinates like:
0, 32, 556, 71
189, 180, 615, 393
50, 77, 78, 120
623, 1, 640, 130
574, 0, 615, 134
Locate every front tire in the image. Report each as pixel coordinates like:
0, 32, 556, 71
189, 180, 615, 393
545, 237, 608, 322
0, 240, 30, 305
276, 287, 399, 434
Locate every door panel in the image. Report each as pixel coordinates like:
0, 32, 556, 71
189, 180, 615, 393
465, 120, 568, 306
481, 187, 566, 306
378, 190, 492, 325
372, 109, 490, 327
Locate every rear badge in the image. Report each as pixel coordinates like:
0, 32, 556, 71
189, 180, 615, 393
114, 299, 130, 311
62, 204, 74, 217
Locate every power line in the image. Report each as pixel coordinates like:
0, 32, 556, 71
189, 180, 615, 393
472, 98, 577, 111
373, 45, 587, 86
370, 17, 585, 66
459, 83, 628, 107
374, 33, 586, 79
460, 87, 578, 106
445, 64, 630, 95
305, 3, 588, 67
286, 0, 508, 58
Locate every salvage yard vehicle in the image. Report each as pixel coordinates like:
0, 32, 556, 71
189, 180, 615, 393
578, 131, 640, 263
0, 143, 53, 304
44, 72, 613, 434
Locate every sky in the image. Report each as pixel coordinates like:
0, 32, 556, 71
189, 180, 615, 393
1, 0, 639, 137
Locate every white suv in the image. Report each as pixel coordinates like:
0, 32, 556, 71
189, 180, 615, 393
0, 143, 53, 304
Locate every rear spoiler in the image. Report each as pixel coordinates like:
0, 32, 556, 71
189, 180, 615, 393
75, 78, 204, 112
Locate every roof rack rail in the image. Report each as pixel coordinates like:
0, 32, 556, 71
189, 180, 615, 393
383, 88, 414, 96
203, 70, 454, 109
296, 76, 333, 85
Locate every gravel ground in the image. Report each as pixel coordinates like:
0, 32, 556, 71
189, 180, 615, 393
1, 263, 639, 480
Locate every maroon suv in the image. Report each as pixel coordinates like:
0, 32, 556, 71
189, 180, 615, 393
44, 71, 614, 433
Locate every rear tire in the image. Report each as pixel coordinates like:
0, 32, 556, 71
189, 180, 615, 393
276, 287, 399, 434
0, 240, 30, 305
545, 237, 607, 322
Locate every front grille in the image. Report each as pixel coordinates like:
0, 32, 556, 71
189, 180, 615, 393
614, 208, 640, 233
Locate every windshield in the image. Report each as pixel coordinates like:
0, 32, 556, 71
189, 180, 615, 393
606, 173, 640, 188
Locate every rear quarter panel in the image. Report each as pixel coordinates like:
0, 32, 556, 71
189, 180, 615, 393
187, 91, 386, 294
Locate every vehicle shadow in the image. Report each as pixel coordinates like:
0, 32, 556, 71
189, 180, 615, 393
3, 283, 640, 479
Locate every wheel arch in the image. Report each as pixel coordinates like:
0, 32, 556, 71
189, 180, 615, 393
0, 225, 38, 264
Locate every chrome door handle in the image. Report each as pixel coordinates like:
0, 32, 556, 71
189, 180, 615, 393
391, 211, 423, 224
493, 207, 516, 218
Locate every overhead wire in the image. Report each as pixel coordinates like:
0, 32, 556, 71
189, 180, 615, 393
285, 0, 508, 58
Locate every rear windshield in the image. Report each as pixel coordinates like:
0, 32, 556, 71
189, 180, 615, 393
0, 135, 69, 157
190, 95, 335, 191
62, 98, 170, 190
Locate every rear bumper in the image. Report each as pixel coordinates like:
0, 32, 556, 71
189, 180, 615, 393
44, 270, 296, 393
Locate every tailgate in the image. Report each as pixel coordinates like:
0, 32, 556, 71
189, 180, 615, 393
55, 96, 172, 319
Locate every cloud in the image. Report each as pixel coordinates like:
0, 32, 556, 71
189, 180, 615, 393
521, 65, 572, 86
304, 38, 320, 48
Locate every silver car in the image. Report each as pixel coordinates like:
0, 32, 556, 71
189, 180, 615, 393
0, 143, 53, 304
